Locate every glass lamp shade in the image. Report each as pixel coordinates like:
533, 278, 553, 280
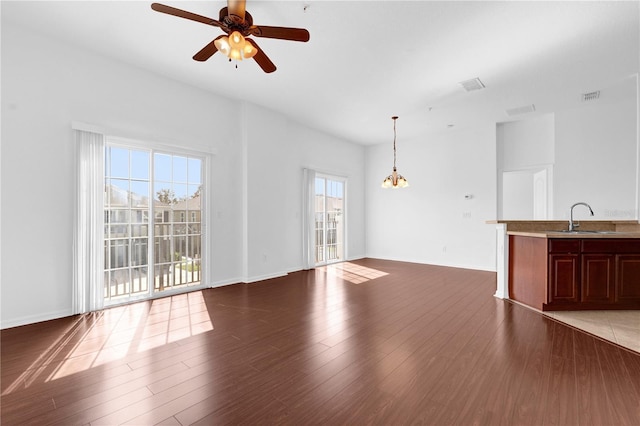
229, 48, 243, 61
395, 175, 409, 188
243, 42, 257, 59
214, 37, 231, 56
229, 31, 243, 48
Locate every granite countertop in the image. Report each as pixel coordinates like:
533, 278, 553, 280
487, 220, 640, 238
506, 230, 640, 239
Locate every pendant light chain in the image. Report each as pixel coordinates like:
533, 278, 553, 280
392, 116, 398, 169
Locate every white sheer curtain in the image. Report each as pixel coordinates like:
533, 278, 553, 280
73, 128, 105, 314
302, 168, 316, 270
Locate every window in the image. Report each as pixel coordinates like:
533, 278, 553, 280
102, 142, 206, 306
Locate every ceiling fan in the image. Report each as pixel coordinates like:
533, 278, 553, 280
151, 0, 310, 73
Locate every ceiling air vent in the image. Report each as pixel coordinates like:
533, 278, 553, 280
459, 77, 485, 92
506, 104, 536, 116
582, 91, 600, 102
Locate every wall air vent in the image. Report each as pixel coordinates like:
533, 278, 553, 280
459, 77, 485, 92
582, 91, 600, 102
506, 104, 536, 116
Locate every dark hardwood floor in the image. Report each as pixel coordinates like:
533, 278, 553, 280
2, 258, 639, 425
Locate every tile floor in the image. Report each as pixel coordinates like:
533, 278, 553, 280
544, 310, 640, 353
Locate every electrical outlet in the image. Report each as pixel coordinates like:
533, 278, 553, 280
463, 211, 472, 219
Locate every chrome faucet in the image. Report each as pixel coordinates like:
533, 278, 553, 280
569, 202, 594, 231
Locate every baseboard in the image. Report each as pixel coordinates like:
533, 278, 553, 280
209, 277, 243, 288
363, 255, 497, 273
1, 308, 72, 330
242, 270, 291, 284
345, 255, 366, 262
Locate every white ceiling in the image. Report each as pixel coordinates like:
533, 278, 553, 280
3, 1, 639, 145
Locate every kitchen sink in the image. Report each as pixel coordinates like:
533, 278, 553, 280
548, 230, 620, 234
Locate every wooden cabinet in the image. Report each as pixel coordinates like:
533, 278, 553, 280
582, 240, 640, 306
509, 235, 640, 311
617, 255, 640, 302
549, 254, 580, 303
547, 239, 580, 306
581, 254, 614, 303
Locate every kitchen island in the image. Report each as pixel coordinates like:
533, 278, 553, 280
489, 221, 640, 311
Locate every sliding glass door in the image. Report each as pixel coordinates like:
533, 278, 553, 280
314, 175, 345, 265
104, 144, 204, 306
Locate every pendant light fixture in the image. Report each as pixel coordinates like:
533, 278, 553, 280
381, 116, 409, 189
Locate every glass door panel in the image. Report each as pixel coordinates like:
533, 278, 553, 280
104, 147, 151, 303
152, 153, 203, 294
315, 176, 345, 265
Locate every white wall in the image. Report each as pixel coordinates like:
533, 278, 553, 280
242, 104, 365, 282
497, 76, 639, 222
554, 76, 638, 220
498, 114, 555, 171
0, 22, 364, 328
365, 124, 498, 271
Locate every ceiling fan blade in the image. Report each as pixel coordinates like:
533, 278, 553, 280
247, 39, 276, 73
227, 0, 246, 23
151, 3, 222, 28
250, 25, 310, 42
193, 35, 225, 62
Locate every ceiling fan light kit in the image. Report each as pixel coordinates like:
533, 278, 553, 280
151, 0, 310, 73
382, 116, 409, 189
214, 31, 256, 60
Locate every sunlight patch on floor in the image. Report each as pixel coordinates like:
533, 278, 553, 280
1, 291, 215, 394
49, 292, 213, 380
47, 292, 213, 381
1, 317, 88, 396
318, 262, 389, 284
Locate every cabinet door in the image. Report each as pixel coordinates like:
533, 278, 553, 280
549, 254, 580, 303
582, 254, 615, 303
616, 254, 640, 302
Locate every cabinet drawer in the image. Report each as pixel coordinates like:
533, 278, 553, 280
548, 239, 580, 253
582, 239, 640, 253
